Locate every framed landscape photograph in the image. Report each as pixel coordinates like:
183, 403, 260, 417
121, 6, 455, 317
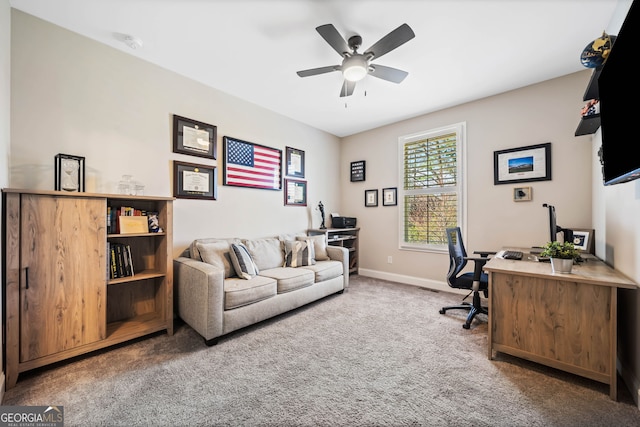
223, 136, 282, 190
365, 189, 378, 207
494, 142, 551, 185
284, 179, 307, 206
285, 146, 305, 178
173, 160, 217, 200
173, 115, 217, 159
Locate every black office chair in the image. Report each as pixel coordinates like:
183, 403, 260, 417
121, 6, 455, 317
439, 227, 495, 329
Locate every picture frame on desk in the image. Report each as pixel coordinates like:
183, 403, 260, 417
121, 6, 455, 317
494, 142, 551, 185
172, 115, 217, 160
571, 228, 594, 254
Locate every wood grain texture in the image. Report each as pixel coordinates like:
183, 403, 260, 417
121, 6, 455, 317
19, 195, 107, 361
486, 254, 637, 401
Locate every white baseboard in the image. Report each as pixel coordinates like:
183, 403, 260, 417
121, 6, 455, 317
357, 268, 468, 296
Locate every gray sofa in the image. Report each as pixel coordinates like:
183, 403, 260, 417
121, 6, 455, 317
174, 234, 349, 345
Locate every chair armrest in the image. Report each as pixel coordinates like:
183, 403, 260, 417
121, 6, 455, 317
473, 250, 497, 257
326, 245, 349, 289
173, 257, 225, 341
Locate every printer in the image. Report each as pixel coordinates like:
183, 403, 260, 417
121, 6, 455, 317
331, 215, 357, 228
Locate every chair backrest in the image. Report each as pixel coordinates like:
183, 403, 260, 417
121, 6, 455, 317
446, 227, 467, 286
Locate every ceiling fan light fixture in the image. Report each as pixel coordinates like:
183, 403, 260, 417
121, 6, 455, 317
342, 55, 368, 82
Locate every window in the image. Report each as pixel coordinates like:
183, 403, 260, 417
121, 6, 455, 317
398, 122, 465, 252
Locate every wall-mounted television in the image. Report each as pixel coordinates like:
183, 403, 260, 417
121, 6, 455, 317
599, 0, 639, 185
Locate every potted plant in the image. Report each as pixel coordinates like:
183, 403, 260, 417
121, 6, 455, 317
540, 241, 581, 273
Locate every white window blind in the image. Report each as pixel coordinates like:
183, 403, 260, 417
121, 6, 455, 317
398, 123, 465, 251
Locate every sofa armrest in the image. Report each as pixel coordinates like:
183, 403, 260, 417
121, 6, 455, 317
326, 245, 349, 289
174, 257, 225, 341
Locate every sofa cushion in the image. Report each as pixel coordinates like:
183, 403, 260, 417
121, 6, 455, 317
299, 234, 329, 261
229, 243, 260, 280
244, 238, 284, 271
224, 276, 277, 310
191, 238, 240, 260
283, 239, 316, 267
260, 267, 315, 293
195, 240, 236, 278
299, 260, 343, 283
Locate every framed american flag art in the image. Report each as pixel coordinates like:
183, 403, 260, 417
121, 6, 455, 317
223, 136, 282, 190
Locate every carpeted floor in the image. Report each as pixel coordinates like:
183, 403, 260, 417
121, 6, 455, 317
3, 276, 640, 426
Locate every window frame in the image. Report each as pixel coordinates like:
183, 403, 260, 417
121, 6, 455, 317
397, 122, 467, 253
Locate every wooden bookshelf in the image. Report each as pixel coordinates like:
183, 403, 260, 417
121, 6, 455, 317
1, 189, 174, 389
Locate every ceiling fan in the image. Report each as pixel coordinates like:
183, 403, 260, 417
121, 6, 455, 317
297, 23, 415, 97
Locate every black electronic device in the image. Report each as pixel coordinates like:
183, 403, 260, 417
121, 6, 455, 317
599, 0, 640, 185
331, 216, 357, 228
542, 203, 573, 243
503, 250, 523, 260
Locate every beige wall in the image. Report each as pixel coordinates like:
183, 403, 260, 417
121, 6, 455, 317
341, 71, 593, 291
10, 10, 341, 255
1, 0, 10, 402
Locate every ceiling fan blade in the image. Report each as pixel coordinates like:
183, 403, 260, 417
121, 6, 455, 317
368, 64, 409, 83
340, 80, 356, 97
316, 24, 350, 56
364, 23, 415, 60
297, 65, 340, 78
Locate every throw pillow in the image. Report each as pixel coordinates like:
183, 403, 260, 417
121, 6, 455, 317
195, 240, 235, 278
229, 243, 259, 280
299, 234, 329, 261
283, 239, 316, 267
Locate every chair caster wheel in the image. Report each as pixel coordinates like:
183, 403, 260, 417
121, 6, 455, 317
439, 309, 445, 314
462, 323, 470, 329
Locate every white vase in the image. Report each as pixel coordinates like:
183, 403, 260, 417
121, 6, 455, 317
550, 257, 573, 274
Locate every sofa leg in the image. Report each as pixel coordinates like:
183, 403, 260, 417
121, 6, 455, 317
337, 289, 344, 294
205, 338, 219, 346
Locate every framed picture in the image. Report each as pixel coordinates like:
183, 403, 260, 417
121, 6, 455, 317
494, 142, 551, 185
173, 160, 217, 200
54, 153, 85, 192
365, 189, 378, 207
223, 136, 282, 190
285, 146, 305, 178
351, 160, 366, 182
284, 179, 307, 206
571, 228, 595, 254
513, 186, 532, 202
382, 187, 397, 206
173, 115, 217, 159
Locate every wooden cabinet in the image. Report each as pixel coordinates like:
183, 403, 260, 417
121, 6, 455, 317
2, 189, 173, 389
308, 227, 359, 274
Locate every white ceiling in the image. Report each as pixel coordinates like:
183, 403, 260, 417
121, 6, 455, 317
9, 0, 632, 137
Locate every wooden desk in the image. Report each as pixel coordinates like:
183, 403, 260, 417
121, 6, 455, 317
484, 252, 637, 400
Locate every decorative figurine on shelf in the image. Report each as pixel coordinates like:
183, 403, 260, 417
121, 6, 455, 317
318, 201, 326, 229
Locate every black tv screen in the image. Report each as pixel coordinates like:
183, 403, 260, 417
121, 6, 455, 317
599, 0, 640, 185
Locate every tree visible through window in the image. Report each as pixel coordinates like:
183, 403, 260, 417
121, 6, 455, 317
398, 123, 465, 251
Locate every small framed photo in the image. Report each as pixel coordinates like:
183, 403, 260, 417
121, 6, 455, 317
382, 187, 397, 206
285, 147, 305, 178
571, 229, 595, 254
365, 189, 378, 207
284, 179, 307, 206
513, 186, 532, 202
173, 115, 217, 159
54, 153, 85, 192
494, 142, 551, 185
173, 160, 217, 200
351, 160, 366, 182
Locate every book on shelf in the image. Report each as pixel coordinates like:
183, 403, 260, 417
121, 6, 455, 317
109, 243, 135, 279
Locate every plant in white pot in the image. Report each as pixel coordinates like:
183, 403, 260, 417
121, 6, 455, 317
540, 241, 581, 273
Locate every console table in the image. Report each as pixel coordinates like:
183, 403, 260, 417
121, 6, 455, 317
484, 253, 637, 400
